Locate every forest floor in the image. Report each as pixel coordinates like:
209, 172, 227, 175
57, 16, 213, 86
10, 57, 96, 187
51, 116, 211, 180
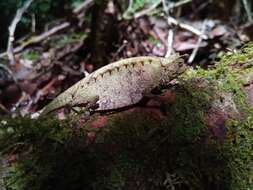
0, 0, 253, 117
0, 1, 253, 190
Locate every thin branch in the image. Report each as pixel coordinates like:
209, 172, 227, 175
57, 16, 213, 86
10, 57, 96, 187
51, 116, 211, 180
0, 22, 70, 58
162, 0, 170, 14
25, 22, 70, 44
7, 0, 34, 65
162, 0, 206, 48
169, 0, 192, 10
167, 16, 208, 39
241, 0, 253, 23
134, 0, 162, 19
163, 0, 192, 15
187, 20, 207, 64
123, 0, 134, 19
11, 91, 28, 115
73, 0, 94, 14
165, 29, 174, 57
112, 40, 128, 60
134, 0, 192, 18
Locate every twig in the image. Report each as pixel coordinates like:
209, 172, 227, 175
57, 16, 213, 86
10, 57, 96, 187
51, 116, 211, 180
134, 0, 192, 18
162, 0, 170, 14
26, 22, 70, 44
73, 0, 94, 14
163, 0, 173, 57
165, 29, 174, 57
123, 0, 134, 19
112, 40, 128, 60
167, 16, 208, 39
162, 0, 192, 57
162, 0, 206, 53
134, 0, 162, 19
11, 91, 28, 114
166, 0, 193, 14
0, 22, 70, 58
241, 0, 253, 23
187, 20, 207, 64
7, 0, 34, 65
169, 0, 192, 9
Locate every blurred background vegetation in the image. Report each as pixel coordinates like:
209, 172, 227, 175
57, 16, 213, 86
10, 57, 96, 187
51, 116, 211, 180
0, 0, 253, 190
0, 0, 252, 50
0, 0, 69, 50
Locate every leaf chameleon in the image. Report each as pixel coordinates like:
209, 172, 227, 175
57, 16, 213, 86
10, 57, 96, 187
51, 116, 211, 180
41, 53, 187, 115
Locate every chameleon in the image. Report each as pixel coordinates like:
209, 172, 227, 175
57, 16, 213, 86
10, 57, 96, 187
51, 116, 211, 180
41, 53, 187, 115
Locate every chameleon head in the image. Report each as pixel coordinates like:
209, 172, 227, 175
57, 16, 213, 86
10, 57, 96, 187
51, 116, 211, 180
159, 54, 187, 84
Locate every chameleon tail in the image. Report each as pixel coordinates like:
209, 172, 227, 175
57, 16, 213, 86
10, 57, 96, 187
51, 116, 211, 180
40, 92, 73, 116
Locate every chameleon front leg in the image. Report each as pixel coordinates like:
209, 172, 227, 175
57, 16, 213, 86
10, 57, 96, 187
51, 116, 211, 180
141, 85, 164, 100
71, 95, 99, 115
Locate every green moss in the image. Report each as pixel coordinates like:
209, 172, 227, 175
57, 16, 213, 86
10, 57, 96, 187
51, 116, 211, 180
186, 43, 253, 102
164, 82, 212, 142
0, 116, 97, 190
185, 43, 253, 189
22, 50, 40, 61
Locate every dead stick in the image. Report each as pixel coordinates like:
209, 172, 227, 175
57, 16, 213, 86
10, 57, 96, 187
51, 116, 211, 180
0, 22, 70, 58
25, 22, 70, 44
73, 0, 94, 14
7, 0, 33, 65
134, 0, 192, 19
167, 16, 208, 39
134, 0, 162, 19
188, 20, 207, 64
165, 29, 174, 58
241, 0, 253, 23
169, 0, 192, 9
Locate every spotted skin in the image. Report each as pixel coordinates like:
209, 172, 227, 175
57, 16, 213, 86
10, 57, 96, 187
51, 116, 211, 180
41, 54, 187, 115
